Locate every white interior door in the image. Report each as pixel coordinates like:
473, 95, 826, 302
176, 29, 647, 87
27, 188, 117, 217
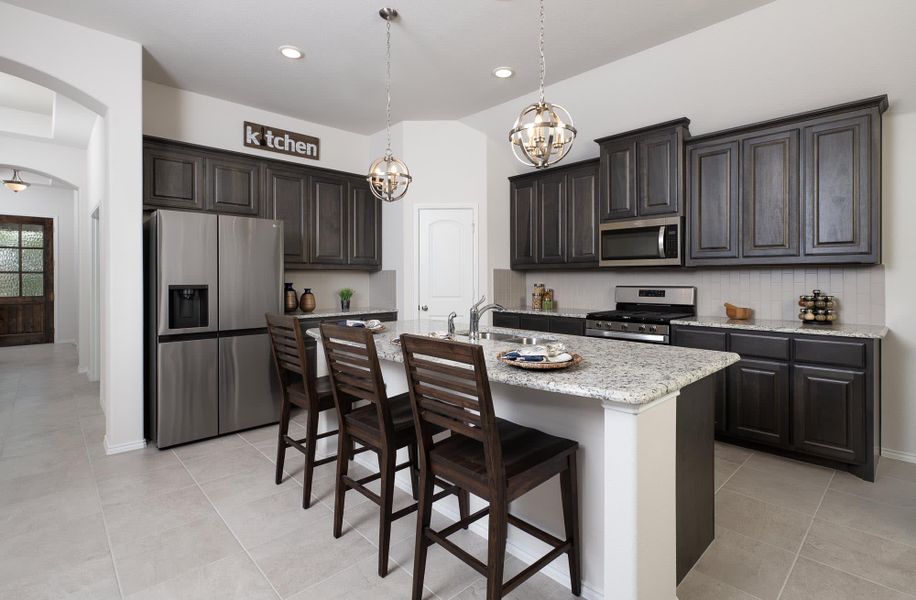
417, 207, 476, 320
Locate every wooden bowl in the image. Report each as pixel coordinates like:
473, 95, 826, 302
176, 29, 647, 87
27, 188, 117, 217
724, 303, 753, 320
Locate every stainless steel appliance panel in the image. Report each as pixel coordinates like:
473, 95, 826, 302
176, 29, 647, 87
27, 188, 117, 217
218, 333, 281, 433
218, 215, 283, 331
599, 216, 683, 267
156, 338, 219, 447
157, 211, 218, 335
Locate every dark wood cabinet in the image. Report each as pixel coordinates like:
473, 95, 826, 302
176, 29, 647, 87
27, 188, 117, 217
206, 154, 261, 215
493, 311, 585, 336
509, 159, 598, 270
728, 358, 790, 447
687, 96, 886, 266
265, 165, 309, 265
672, 327, 728, 433
793, 364, 866, 464
548, 316, 586, 336
309, 175, 348, 265
143, 142, 206, 211
597, 119, 688, 222
687, 139, 740, 261
348, 178, 381, 268
518, 314, 551, 332
492, 312, 521, 329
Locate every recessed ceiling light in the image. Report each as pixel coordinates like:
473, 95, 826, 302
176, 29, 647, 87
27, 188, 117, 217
492, 67, 514, 79
278, 45, 304, 60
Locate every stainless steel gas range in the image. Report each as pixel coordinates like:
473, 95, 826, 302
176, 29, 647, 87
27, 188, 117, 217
585, 286, 696, 344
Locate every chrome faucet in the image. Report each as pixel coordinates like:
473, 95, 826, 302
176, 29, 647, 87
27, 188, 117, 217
468, 296, 505, 340
447, 311, 458, 335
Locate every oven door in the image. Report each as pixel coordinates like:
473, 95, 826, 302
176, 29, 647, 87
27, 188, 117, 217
599, 217, 682, 267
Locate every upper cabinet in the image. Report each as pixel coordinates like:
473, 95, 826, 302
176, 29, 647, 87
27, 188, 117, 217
509, 159, 599, 270
143, 137, 382, 271
687, 96, 886, 266
596, 119, 689, 222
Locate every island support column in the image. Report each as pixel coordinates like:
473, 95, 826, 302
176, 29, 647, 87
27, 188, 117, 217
602, 392, 679, 600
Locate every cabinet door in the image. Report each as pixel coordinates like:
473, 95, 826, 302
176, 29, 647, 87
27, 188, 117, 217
518, 314, 550, 332
673, 327, 728, 433
309, 175, 348, 265
803, 112, 875, 259
638, 128, 679, 216
727, 358, 790, 447
548, 317, 585, 336
206, 155, 261, 215
510, 178, 538, 267
492, 312, 521, 329
143, 143, 205, 210
264, 165, 308, 265
566, 163, 599, 264
742, 129, 800, 258
349, 178, 381, 268
688, 140, 740, 261
537, 172, 567, 264
599, 138, 638, 221
793, 365, 866, 464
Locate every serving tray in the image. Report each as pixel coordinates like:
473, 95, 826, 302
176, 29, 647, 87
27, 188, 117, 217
496, 351, 583, 370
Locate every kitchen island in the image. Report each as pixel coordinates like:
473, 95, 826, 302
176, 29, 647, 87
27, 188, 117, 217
307, 320, 739, 600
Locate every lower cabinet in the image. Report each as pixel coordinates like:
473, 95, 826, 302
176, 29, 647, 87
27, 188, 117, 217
671, 327, 727, 433
493, 312, 585, 336
793, 365, 866, 464
728, 359, 790, 447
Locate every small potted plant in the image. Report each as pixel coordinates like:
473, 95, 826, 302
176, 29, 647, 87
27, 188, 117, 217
338, 287, 354, 311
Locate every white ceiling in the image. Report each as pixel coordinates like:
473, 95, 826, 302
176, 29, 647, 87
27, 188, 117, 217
8, 0, 774, 134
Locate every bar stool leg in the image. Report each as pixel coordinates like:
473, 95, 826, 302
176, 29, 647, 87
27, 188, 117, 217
561, 453, 582, 596
411, 471, 435, 600
378, 447, 396, 577
302, 405, 320, 509
407, 443, 420, 500
486, 496, 509, 600
275, 398, 291, 485
332, 432, 350, 538
458, 488, 470, 529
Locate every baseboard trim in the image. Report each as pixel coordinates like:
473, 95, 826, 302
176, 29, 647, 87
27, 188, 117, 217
883, 447, 916, 464
104, 436, 147, 455
354, 454, 603, 600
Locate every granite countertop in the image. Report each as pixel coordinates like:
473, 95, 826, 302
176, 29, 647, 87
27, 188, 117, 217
496, 306, 597, 319
671, 316, 888, 339
306, 320, 739, 407
288, 307, 398, 320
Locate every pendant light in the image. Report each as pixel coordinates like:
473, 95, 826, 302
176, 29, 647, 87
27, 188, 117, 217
367, 8, 412, 203
3, 169, 30, 193
508, 0, 577, 169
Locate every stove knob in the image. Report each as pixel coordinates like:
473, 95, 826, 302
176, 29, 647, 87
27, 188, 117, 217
648, 325, 658, 333
620, 323, 629, 331
638, 325, 647, 333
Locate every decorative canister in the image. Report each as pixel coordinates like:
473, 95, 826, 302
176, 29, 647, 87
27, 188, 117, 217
284, 283, 299, 313
299, 288, 316, 313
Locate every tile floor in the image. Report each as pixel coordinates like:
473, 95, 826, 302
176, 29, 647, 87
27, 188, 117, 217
2, 344, 915, 599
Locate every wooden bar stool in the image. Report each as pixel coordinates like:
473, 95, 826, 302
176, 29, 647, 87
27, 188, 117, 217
319, 323, 469, 578
266, 314, 348, 509
400, 333, 582, 600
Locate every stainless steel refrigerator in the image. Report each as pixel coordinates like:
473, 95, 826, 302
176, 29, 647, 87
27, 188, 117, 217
144, 210, 283, 448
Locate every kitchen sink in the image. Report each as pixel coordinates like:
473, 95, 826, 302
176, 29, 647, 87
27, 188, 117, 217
453, 331, 556, 345
513, 336, 556, 345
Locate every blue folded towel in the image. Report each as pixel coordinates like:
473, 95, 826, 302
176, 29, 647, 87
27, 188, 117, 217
503, 351, 545, 362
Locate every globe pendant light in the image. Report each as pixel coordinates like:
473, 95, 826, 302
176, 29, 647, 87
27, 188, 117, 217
3, 169, 30, 193
508, 0, 577, 169
367, 8, 412, 203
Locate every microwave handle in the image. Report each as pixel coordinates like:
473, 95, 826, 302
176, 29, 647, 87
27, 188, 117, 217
658, 226, 666, 258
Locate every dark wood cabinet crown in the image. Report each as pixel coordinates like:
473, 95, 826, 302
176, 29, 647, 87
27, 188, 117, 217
143, 137, 381, 271
686, 96, 886, 266
596, 118, 689, 222
509, 159, 599, 270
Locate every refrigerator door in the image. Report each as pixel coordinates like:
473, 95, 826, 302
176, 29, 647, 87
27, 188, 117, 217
157, 210, 218, 336
218, 333, 281, 433
218, 215, 283, 331
156, 338, 219, 447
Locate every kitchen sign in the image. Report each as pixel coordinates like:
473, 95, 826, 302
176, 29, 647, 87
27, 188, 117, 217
243, 121, 320, 160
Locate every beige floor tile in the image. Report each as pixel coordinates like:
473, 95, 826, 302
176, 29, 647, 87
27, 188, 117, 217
96, 461, 196, 507
197, 461, 302, 512
104, 484, 218, 556
693, 527, 795, 600
0, 444, 91, 483
741, 452, 834, 485
172, 434, 248, 462
0, 476, 101, 540
817, 490, 916, 547
239, 421, 307, 445
125, 552, 277, 600
723, 463, 830, 515
715, 443, 754, 464
801, 518, 916, 595
676, 569, 760, 600
450, 563, 581, 600
220, 486, 330, 550
830, 470, 916, 508
0, 425, 85, 458
288, 552, 424, 600
89, 444, 181, 480
780, 557, 914, 600
181, 443, 274, 484
341, 486, 419, 548
0, 555, 120, 600
114, 514, 242, 596
714, 489, 812, 552
715, 457, 744, 490
249, 516, 377, 598
388, 528, 494, 600
880, 458, 916, 484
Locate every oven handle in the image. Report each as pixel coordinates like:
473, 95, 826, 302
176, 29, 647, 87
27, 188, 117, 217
585, 329, 668, 343
658, 226, 666, 258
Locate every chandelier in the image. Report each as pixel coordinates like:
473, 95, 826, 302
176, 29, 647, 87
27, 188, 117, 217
508, 0, 577, 169
367, 8, 412, 203
3, 169, 30, 193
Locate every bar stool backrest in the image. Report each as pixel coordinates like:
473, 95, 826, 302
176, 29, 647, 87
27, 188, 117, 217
265, 313, 314, 399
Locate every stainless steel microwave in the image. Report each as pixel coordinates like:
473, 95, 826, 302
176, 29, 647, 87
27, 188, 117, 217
599, 216, 683, 267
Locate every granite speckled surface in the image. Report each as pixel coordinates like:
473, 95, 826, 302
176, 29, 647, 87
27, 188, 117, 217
307, 320, 739, 407
288, 307, 398, 320
671, 317, 888, 339
497, 306, 597, 319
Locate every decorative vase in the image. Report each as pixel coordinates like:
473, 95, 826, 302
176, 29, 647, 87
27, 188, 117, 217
340, 298, 351, 311
284, 283, 299, 313
299, 288, 316, 313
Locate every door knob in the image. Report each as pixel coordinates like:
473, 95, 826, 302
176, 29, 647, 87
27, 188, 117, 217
420, 305, 429, 311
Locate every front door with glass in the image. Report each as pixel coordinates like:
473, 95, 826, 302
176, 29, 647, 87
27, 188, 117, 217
0, 216, 53, 346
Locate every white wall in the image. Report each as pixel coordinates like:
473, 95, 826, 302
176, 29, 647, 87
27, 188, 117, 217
0, 183, 78, 343
0, 1, 145, 454
462, 0, 916, 457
